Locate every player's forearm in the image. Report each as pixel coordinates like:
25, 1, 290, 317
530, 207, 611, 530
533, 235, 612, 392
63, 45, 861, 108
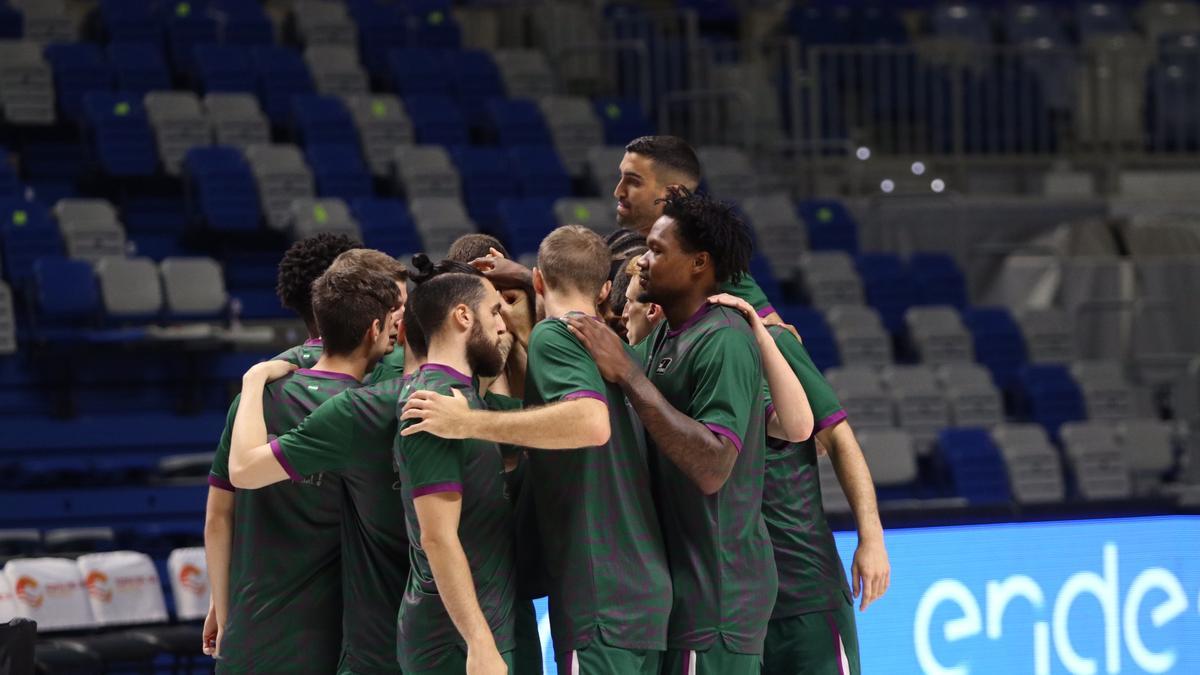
203, 492, 234, 627
422, 533, 498, 651
818, 423, 884, 543
230, 374, 269, 458
756, 325, 813, 442
467, 399, 610, 449
618, 368, 734, 494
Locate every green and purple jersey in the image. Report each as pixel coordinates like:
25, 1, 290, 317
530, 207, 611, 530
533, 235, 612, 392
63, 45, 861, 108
524, 315, 671, 654
209, 369, 357, 673
764, 325, 852, 618
273, 338, 325, 369
275, 338, 406, 386
719, 273, 774, 317
394, 364, 517, 672
643, 304, 778, 654
271, 375, 412, 674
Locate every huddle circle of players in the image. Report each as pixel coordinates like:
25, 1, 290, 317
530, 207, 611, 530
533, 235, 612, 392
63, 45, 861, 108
204, 136, 891, 675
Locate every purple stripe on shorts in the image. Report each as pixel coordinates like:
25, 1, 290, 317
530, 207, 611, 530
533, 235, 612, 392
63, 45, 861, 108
705, 422, 743, 453
826, 612, 846, 675
269, 438, 303, 482
207, 475, 235, 492
297, 368, 358, 381
303, 338, 323, 347
419, 363, 472, 386
412, 481, 463, 497
563, 390, 609, 406
814, 409, 848, 433
757, 304, 776, 318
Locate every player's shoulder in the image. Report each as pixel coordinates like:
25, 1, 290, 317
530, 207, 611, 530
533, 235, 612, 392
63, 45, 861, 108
700, 305, 755, 340
532, 314, 585, 343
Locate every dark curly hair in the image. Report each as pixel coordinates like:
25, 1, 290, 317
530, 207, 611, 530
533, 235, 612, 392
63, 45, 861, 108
276, 233, 361, 336
655, 187, 752, 285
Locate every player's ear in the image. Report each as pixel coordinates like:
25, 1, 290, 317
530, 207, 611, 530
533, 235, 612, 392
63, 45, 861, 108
596, 280, 612, 307
693, 251, 710, 275
453, 303, 472, 330
532, 267, 545, 296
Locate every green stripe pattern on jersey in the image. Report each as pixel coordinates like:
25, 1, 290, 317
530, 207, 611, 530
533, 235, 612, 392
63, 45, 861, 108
276, 338, 407, 386
208, 369, 359, 673
395, 364, 517, 672
273, 338, 325, 368
643, 303, 778, 654
275, 375, 413, 673
524, 315, 672, 654
764, 325, 853, 618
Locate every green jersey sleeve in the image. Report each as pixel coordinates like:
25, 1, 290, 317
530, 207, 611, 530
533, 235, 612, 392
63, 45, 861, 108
208, 396, 240, 491
273, 391, 365, 479
401, 431, 465, 496
769, 326, 846, 431
688, 325, 761, 452
719, 273, 774, 316
484, 391, 523, 411
528, 321, 608, 406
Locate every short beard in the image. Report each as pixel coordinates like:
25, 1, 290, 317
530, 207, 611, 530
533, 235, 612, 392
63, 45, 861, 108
465, 320, 505, 378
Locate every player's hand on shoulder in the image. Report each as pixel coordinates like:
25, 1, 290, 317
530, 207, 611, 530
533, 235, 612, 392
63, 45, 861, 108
566, 315, 635, 383
244, 359, 297, 384
706, 293, 759, 325
400, 388, 473, 439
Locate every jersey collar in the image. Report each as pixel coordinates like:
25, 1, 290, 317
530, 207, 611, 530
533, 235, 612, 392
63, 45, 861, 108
296, 368, 358, 381
665, 302, 714, 338
419, 363, 472, 386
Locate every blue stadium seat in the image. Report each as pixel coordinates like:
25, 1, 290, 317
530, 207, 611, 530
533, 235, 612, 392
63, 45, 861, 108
182, 146, 261, 232
210, 0, 275, 45
191, 44, 255, 93
508, 146, 571, 201
1075, 2, 1131, 39
787, 5, 853, 45
403, 1, 462, 49
405, 95, 469, 146
777, 305, 841, 371
164, 5, 220, 76
796, 199, 859, 252
451, 146, 518, 230
0, 148, 19, 197
0, 3, 21, 39
99, 0, 163, 44
450, 50, 506, 129
252, 46, 316, 126
108, 43, 172, 95
1004, 2, 1065, 44
593, 98, 654, 145
306, 144, 373, 202
351, 198, 422, 257
937, 428, 1013, 504
962, 307, 1028, 390
855, 253, 916, 334
33, 257, 101, 324
486, 99, 553, 147
1016, 364, 1086, 439
81, 93, 159, 177
496, 198, 556, 256
857, 5, 909, 44
352, 1, 409, 77
291, 94, 359, 146
387, 48, 453, 96
44, 44, 113, 122
910, 252, 968, 309
1, 200, 64, 284
931, 2, 993, 43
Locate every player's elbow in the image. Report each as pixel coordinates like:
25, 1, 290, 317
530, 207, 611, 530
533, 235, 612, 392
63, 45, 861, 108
583, 411, 611, 447
420, 529, 457, 554
784, 418, 813, 444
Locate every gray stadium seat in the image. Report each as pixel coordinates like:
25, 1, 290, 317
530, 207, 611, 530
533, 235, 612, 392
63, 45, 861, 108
409, 198, 477, 259
54, 199, 128, 262
1071, 360, 1137, 420
43, 527, 115, 554
856, 428, 918, 487
203, 93, 270, 150
1059, 256, 1132, 360
306, 45, 368, 97
1172, 356, 1200, 426
881, 365, 951, 455
245, 144, 316, 232
145, 91, 211, 175
1138, 1, 1200, 42
1136, 256, 1200, 356
343, 94, 413, 177
11, 0, 76, 44
539, 96, 603, 178
905, 306, 974, 365
741, 192, 807, 280
825, 305, 891, 368
492, 49, 555, 99
1116, 418, 1177, 493
586, 145, 626, 196
95, 257, 163, 318
797, 252, 864, 308
0, 282, 15, 354
697, 147, 760, 199
1061, 421, 1134, 500
158, 453, 217, 481
393, 146, 461, 199
553, 197, 616, 233
159, 257, 228, 316
288, 198, 362, 242
990, 424, 1066, 504
936, 363, 1004, 428
824, 365, 894, 429
292, 0, 357, 47
0, 40, 55, 124
1018, 307, 1077, 364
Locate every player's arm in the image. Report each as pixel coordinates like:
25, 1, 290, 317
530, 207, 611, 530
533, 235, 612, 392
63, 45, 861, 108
402, 390, 609, 448
708, 293, 812, 442
228, 361, 298, 488
413, 492, 507, 673
566, 316, 735, 495
203, 486, 233, 656
817, 421, 890, 611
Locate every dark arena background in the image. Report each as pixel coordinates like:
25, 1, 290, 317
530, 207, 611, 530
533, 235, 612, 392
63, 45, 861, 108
0, 0, 1197, 673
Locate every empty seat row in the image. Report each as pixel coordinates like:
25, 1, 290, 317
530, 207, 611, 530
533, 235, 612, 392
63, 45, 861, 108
33, 256, 227, 324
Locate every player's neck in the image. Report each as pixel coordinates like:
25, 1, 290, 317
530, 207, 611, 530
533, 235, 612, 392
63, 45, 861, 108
544, 291, 597, 320
663, 290, 709, 332
424, 342, 472, 382
311, 353, 369, 382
